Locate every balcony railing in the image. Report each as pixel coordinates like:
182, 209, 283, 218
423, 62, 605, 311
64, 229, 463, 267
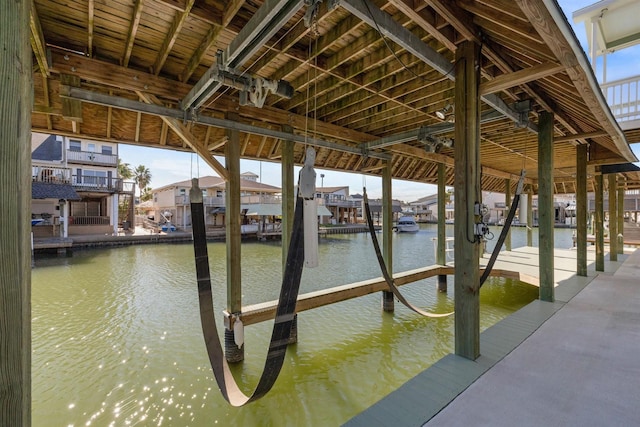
66, 149, 118, 166
70, 216, 110, 226
175, 194, 226, 206
32, 165, 72, 183
602, 75, 640, 128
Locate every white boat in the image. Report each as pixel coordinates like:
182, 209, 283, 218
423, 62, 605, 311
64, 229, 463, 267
394, 216, 419, 233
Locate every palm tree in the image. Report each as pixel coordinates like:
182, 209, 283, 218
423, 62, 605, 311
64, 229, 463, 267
141, 186, 153, 202
117, 159, 133, 180
133, 165, 152, 196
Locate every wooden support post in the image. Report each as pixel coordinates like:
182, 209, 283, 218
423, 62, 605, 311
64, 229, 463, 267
538, 111, 554, 302
280, 125, 296, 344
617, 186, 624, 254
576, 144, 587, 276
225, 113, 243, 362
505, 178, 512, 251
608, 174, 617, 262
437, 163, 447, 292
281, 126, 294, 272
0, 1, 32, 424
454, 41, 481, 360
382, 161, 394, 312
595, 173, 605, 271
527, 185, 533, 246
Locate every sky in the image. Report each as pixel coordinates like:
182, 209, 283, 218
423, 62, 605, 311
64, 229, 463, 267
119, 0, 640, 202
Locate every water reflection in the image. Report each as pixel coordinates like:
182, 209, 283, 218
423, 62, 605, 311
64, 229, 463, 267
32, 225, 568, 425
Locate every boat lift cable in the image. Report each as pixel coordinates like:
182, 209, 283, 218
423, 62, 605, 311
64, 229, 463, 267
363, 188, 453, 318
190, 179, 306, 406
479, 170, 526, 288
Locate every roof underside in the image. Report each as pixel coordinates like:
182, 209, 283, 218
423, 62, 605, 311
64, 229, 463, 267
30, 0, 640, 194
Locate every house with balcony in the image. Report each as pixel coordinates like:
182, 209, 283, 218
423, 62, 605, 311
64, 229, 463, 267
315, 186, 364, 224
150, 175, 283, 230
31, 133, 135, 237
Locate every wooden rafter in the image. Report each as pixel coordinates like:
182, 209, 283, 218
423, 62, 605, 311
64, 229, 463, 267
479, 62, 565, 95
123, 0, 144, 67
88, 0, 94, 57
137, 91, 229, 180
153, 0, 195, 75
181, 24, 222, 82
30, 2, 49, 77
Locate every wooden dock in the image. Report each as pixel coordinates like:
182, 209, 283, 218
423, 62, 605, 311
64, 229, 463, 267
346, 247, 640, 426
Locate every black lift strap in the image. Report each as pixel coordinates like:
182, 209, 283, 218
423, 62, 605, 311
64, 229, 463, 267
363, 188, 453, 318
190, 179, 305, 406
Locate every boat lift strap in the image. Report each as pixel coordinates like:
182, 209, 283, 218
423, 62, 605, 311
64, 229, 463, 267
363, 188, 452, 318
479, 170, 526, 288
190, 179, 305, 406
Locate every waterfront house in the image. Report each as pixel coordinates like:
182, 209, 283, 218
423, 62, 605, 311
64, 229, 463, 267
149, 174, 283, 229
31, 133, 135, 237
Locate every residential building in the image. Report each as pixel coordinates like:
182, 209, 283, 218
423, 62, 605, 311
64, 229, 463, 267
150, 175, 282, 229
31, 133, 134, 237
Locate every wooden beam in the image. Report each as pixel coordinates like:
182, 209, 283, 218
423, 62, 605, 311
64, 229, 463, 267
388, 0, 456, 51
30, 2, 49, 76
153, 0, 195, 75
554, 131, 608, 143
42, 75, 52, 129
50, 52, 380, 146
136, 91, 229, 180
228, 266, 536, 326
134, 111, 141, 142
223, 0, 244, 27
479, 62, 565, 95
122, 0, 144, 67
87, 0, 95, 57
60, 74, 83, 122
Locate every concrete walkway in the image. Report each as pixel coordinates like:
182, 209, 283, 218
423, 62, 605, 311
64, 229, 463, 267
346, 248, 640, 426
425, 250, 640, 426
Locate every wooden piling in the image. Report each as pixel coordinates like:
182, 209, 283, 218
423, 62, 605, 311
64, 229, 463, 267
454, 41, 481, 360
538, 111, 554, 302
595, 173, 605, 271
576, 144, 587, 276
617, 186, 624, 254
608, 174, 617, 262
382, 161, 394, 312
437, 163, 447, 292
505, 178, 512, 251
0, 0, 32, 424
527, 185, 533, 247
225, 113, 243, 362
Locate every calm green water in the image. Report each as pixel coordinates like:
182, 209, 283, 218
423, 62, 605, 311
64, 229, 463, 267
32, 225, 572, 426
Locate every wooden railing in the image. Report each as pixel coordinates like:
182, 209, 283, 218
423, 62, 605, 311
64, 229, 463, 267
66, 149, 118, 166
602, 75, 640, 126
70, 216, 110, 225
32, 165, 72, 183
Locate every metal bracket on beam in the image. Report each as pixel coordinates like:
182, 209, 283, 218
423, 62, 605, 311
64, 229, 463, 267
304, 0, 323, 28
418, 127, 454, 153
191, 50, 294, 109
513, 100, 532, 129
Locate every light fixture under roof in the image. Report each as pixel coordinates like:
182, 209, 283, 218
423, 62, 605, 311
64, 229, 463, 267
435, 103, 454, 121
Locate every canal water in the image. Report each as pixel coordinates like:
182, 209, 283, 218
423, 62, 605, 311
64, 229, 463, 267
32, 225, 573, 426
